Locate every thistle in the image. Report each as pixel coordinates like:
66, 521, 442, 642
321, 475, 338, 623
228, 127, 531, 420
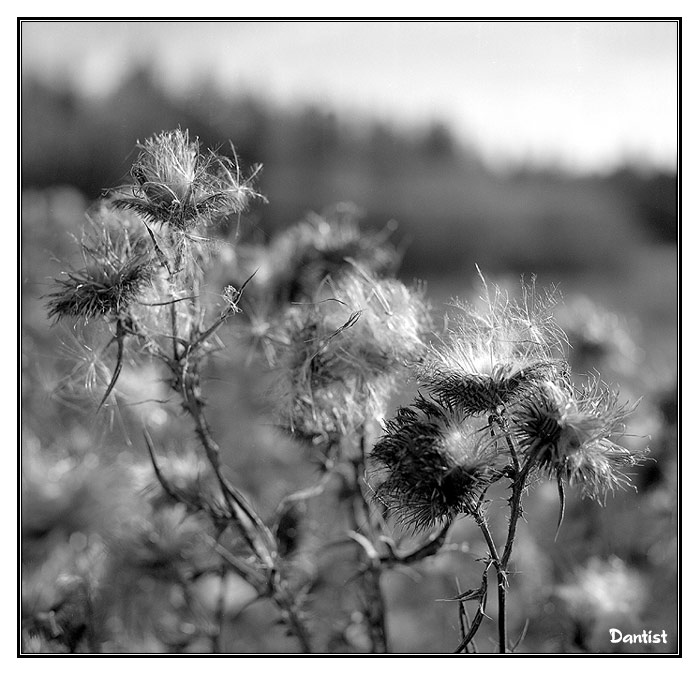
113, 129, 262, 229
421, 280, 567, 417
36, 128, 656, 655
370, 395, 499, 531
237, 205, 400, 307
511, 378, 644, 501
273, 270, 430, 444
46, 220, 154, 322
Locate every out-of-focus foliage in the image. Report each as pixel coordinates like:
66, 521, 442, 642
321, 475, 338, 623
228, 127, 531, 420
22, 69, 675, 280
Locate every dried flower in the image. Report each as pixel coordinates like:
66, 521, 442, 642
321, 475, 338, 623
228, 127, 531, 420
113, 129, 262, 229
512, 378, 644, 501
273, 270, 430, 444
370, 395, 499, 531
46, 220, 154, 322
422, 279, 566, 416
323, 271, 429, 376
238, 205, 400, 306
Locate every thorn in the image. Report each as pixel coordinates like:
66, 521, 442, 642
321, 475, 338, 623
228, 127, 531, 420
554, 477, 566, 542
97, 320, 125, 411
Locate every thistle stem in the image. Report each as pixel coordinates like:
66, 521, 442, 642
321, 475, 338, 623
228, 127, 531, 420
345, 430, 389, 653
211, 565, 227, 653
472, 507, 508, 653
469, 436, 534, 655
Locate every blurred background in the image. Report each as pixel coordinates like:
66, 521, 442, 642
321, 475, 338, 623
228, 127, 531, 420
21, 20, 678, 654
21, 21, 677, 350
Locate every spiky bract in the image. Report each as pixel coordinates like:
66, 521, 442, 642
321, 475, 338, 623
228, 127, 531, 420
512, 379, 644, 501
46, 217, 154, 322
370, 395, 498, 531
426, 360, 566, 417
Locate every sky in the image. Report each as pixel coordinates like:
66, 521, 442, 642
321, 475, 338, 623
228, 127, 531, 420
21, 20, 678, 172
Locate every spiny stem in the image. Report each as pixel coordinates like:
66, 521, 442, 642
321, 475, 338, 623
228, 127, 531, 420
470, 434, 535, 654
452, 563, 490, 654
472, 506, 507, 653
502, 452, 537, 568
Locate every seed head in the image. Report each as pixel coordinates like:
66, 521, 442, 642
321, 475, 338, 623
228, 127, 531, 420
273, 271, 430, 444
113, 129, 262, 228
238, 206, 400, 306
422, 279, 566, 416
46, 220, 154, 322
370, 395, 499, 531
322, 271, 430, 377
512, 378, 644, 501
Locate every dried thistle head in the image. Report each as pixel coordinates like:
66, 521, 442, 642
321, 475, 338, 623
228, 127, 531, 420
281, 377, 369, 446
46, 216, 154, 322
370, 395, 499, 531
512, 378, 645, 501
422, 278, 567, 416
113, 129, 262, 229
271, 304, 367, 445
425, 360, 567, 417
322, 270, 430, 376
272, 271, 430, 444
236, 205, 400, 306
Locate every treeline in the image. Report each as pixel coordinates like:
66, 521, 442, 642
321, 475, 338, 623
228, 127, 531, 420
21, 68, 676, 276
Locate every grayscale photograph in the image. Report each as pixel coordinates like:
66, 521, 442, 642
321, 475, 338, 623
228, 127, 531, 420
20, 19, 679, 655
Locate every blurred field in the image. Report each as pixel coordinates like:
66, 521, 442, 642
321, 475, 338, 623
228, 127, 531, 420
20, 71, 677, 654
